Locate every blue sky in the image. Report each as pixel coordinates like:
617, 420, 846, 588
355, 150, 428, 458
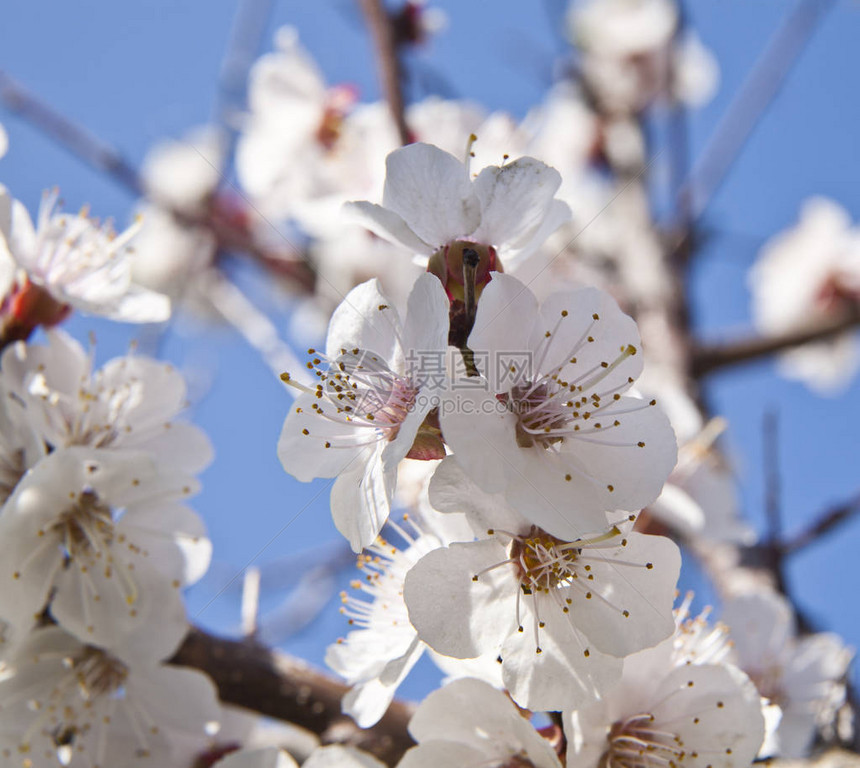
2, 0, 859, 701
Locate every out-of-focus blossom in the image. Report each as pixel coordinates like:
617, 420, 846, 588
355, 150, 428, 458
749, 197, 860, 393
0, 186, 170, 324
1, 328, 213, 474
723, 591, 854, 758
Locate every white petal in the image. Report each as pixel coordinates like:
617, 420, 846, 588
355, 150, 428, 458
397, 741, 488, 768
404, 540, 517, 658
401, 273, 450, 368
325, 278, 403, 365
304, 745, 386, 768
428, 456, 525, 535
502, 601, 622, 712
468, 273, 540, 384
330, 442, 395, 552
382, 143, 481, 248
438, 387, 522, 494
345, 201, 434, 256
566, 532, 680, 657
278, 392, 366, 481
471, 157, 563, 247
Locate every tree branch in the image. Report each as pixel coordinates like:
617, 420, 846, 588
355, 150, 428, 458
358, 0, 411, 145
0, 70, 142, 195
0, 71, 315, 293
172, 628, 415, 767
691, 306, 860, 378
680, 0, 836, 219
782, 492, 860, 556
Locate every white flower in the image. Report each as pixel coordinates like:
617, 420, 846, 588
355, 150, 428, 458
346, 142, 571, 271
0, 123, 7, 160
722, 591, 854, 758
566, 635, 765, 768
325, 507, 479, 727
0, 187, 171, 323
1, 328, 212, 475
128, 203, 217, 303
439, 274, 677, 540
404, 458, 680, 712
215, 744, 386, 768
0, 448, 209, 660
141, 126, 223, 214
570, 0, 677, 59
749, 197, 860, 393
398, 677, 563, 768
0, 626, 221, 768
278, 274, 449, 552
0, 387, 43, 506
671, 593, 734, 668
673, 33, 719, 107
236, 27, 357, 220
648, 420, 754, 544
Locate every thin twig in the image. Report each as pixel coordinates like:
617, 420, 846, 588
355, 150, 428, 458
358, 0, 411, 145
680, 0, 836, 219
0, 70, 142, 195
691, 306, 860, 378
762, 408, 788, 592
782, 493, 860, 555
171, 627, 416, 767
0, 72, 315, 292
215, 0, 275, 153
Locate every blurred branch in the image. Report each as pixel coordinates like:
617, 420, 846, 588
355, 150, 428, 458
782, 492, 860, 555
0, 71, 315, 293
762, 409, 788, 592
680, 0, 836, 219
358, 0, 411, 145
216, 0, 274, 136
172, 627, 415, 767
0, 70, 142, 194
691, 306, 860, 377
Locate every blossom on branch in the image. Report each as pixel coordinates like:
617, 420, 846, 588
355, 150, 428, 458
439, 273, 677, 539
0, 187, 170, 325
278, 274, 449, 552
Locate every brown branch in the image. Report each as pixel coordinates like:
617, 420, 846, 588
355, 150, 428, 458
782, 493, 860, 556
171, 627, 415, 767
358, 0, 411, 146
691, 306, 860, 377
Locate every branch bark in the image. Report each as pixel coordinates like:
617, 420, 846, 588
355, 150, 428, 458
691, 306, 860, 378
358, 0, 411, 146
171, 627, 416, 767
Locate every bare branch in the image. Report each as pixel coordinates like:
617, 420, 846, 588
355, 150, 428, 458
358, 0, 411, 145
691, 306, 860, 378
680, 0, 836, 219
0, 72, 315, 293
0, 70, 142, 195
172, 627, 416, 767
783, 492, 860, 555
